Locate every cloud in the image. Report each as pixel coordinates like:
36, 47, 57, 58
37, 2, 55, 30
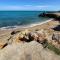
23, 5, 33, 6
0, 5, 50, 10
35, 6, 49, 8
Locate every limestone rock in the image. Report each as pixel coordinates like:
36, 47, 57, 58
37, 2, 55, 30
12, 29, 52, 43
52, 33, 60, 42
0, 41, 60, 60
0, 42, 8, 49
12, 29, 30, 43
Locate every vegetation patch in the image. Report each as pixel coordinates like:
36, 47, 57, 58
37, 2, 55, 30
43, 41, 60, 55
41, 40, 60, 55
47, 43, 60, 55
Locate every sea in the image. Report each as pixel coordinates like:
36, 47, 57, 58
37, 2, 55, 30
0, 11, 49, 29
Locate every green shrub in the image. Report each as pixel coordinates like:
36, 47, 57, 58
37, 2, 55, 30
47, 43, 60, 55
42, 40, 60, 55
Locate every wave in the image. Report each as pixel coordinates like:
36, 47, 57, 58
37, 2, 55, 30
0, 19, 53, 30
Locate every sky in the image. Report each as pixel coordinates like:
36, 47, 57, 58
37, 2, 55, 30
0, 0, 60, 11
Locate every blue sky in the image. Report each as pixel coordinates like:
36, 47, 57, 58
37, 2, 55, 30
0, 0, 60, 11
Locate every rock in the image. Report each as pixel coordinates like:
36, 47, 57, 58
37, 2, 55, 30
0, 43, 4, 49
52, 33, 60, 42
0, 41, 60, 60
29, 32, 38, 41
52, 40, 58, 46
36, 29, 46, 43
0, 42, 8, 49
21, 29, 30, 35
36, 29, 44, 34
10, 29, 60, 49
38, 13, 59, 19
11, 31, 16, 35
12, 29, 30, 43
11, 29, 50, 43
11, 31, 20, 35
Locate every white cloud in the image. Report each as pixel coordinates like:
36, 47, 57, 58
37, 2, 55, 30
35, 6, 48, 8
0, 5, 50, 10
23, 5, 32, 6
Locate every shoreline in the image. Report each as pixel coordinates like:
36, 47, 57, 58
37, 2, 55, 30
0, 18, 53, 30
0, 18, 59, 38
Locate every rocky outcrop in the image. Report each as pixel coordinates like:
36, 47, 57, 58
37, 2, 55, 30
38, 13, 60, 21
39, 13, 58, 18
8, 29, 59, 46
0, 42, 8, 49
0, 29, 60, 60
12, 29, 47, 44
52, 33, 60, 48
11, 31, 20, 35
0, 41, 60, 60
52, 33, 60, 42
0, 29, 59, 48
12, 29, 31, 43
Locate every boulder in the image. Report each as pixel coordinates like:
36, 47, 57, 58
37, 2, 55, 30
36, 29, 46, 43
0, 42, 8, 49
11, 31, 20, 35
28, 32, 38, 41
21, 29, 30, 35
52, 33, 60, 42
12, 29, 30, 43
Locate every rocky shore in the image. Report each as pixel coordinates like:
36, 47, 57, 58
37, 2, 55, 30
0, 17, 60, 60
39, 12, 60, 21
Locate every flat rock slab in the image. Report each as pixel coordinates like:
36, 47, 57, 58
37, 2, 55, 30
0, 41, 60, 60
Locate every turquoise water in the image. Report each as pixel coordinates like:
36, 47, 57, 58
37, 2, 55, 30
0, 11, 49, 28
